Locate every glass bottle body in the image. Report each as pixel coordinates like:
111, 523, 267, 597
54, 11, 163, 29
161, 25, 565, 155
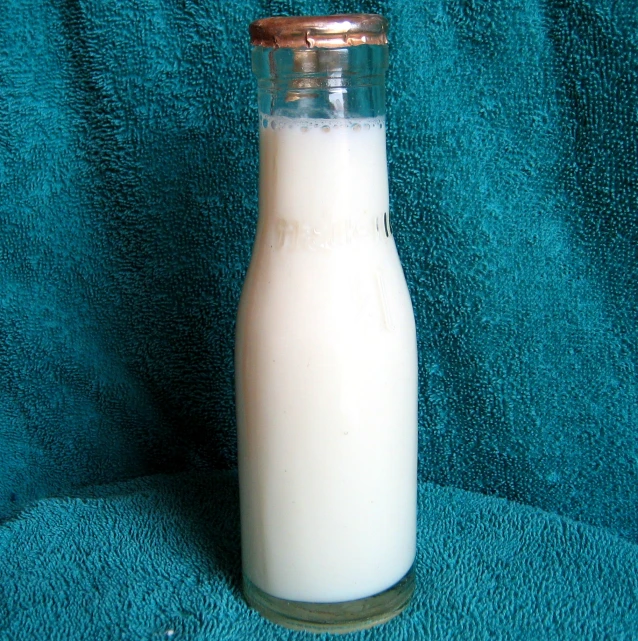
236, 36, 417, 632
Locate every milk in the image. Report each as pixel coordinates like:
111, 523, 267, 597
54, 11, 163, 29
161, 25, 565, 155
235, 116, 418, 604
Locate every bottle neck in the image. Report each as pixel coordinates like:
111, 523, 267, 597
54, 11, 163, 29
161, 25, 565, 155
252, 45, 388, 120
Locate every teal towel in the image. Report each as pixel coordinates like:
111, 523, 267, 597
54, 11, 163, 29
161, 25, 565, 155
1, 0, 637, 638
2, 472, 637, 639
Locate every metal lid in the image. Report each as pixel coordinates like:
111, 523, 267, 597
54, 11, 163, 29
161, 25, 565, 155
249, 14, 388, 49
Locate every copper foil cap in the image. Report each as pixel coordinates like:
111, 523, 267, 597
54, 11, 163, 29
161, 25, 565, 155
249, 14, 388, 49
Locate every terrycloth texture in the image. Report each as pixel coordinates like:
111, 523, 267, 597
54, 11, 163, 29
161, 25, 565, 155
2, 472, 637, 640
1, 0, 637, 638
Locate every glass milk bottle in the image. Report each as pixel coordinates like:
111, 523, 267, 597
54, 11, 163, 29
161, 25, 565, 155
235, 14, 418, 633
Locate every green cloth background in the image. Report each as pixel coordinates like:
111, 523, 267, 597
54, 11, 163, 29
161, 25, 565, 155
1, 0, 637, 638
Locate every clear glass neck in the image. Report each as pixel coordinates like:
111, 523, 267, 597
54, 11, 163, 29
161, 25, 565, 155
251, 45, 388, 120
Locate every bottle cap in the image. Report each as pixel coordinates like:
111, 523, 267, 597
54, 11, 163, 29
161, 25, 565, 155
249, 14, 388, 49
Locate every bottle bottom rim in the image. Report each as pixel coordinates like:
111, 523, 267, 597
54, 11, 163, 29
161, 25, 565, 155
243, 564, 415, 634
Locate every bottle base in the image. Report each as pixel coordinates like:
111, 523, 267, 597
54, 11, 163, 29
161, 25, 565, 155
243, 564, 415, 634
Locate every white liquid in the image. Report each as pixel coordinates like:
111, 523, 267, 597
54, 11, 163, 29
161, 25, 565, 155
235, 116, 418, 603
